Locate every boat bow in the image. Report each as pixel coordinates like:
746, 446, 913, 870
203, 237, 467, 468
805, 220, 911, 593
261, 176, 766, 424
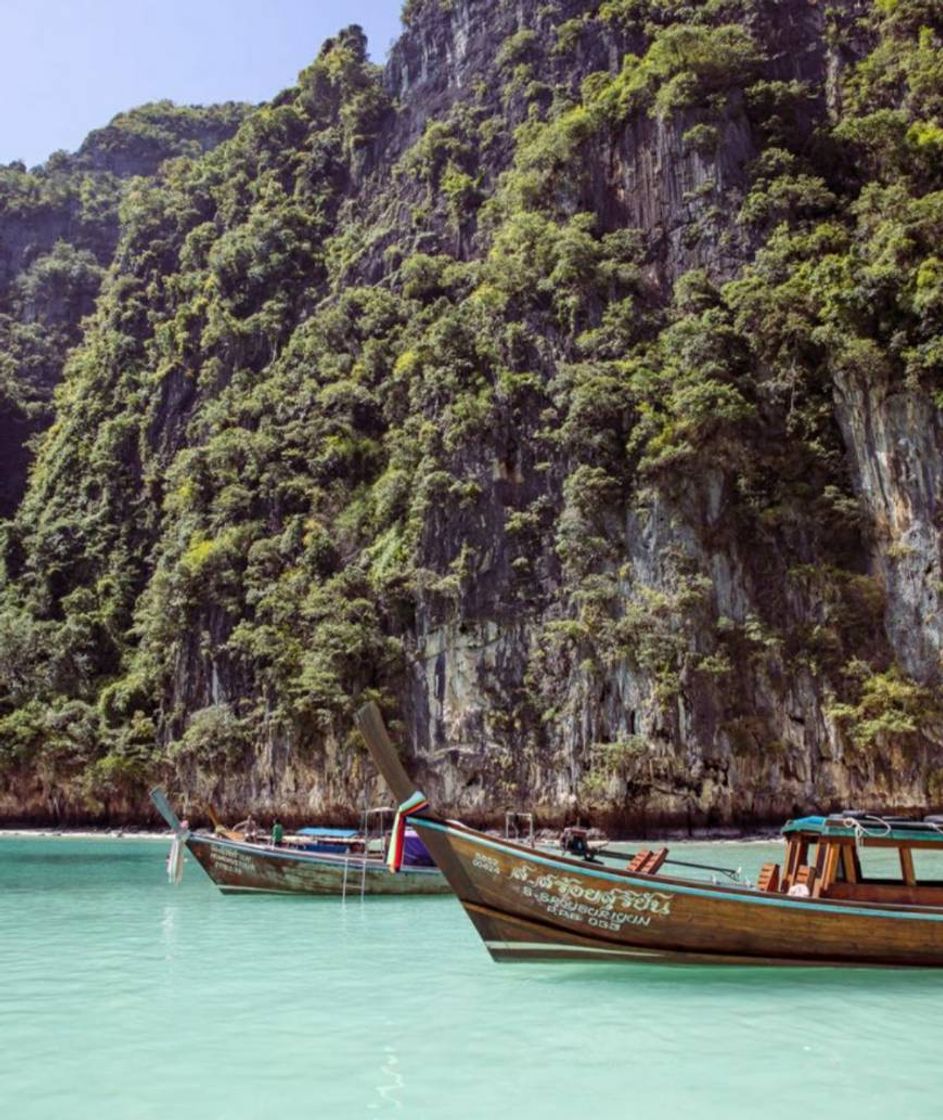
353, 703, 943, 967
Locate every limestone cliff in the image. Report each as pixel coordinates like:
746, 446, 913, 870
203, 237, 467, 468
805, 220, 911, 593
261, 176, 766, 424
0, 0, 941, 831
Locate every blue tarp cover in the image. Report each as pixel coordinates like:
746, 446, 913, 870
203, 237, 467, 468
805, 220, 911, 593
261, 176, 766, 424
403, 828, 435, 867
296, 827, 359, 838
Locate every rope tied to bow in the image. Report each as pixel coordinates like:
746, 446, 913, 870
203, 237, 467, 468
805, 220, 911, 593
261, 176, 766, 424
387, 790, 429, 873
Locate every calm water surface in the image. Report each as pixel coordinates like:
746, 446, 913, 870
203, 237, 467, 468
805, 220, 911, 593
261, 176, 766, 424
1, 836, 941, 1119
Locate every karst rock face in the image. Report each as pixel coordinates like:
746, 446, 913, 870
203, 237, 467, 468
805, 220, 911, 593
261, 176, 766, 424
1, 0, 941, 830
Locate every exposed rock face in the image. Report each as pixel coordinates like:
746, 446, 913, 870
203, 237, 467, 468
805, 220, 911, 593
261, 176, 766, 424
835, 374, 943, 680
359, 0, 943, 830
1, 0, 942, 831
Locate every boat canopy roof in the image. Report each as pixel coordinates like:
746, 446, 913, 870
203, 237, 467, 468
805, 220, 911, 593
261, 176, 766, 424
296, 827, 359, 838
783, 813, 943, 845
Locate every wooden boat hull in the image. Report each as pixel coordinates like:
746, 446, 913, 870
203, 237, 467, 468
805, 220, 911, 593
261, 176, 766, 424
409, 818, 943, 966
352, 701, 943, 967
186, 832, 451, 896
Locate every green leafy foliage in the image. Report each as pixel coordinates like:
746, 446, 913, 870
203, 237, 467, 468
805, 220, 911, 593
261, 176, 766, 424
1, 4, 942, 814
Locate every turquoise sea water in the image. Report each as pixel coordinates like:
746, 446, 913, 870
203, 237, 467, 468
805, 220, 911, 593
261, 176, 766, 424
2, 836, 942, 1120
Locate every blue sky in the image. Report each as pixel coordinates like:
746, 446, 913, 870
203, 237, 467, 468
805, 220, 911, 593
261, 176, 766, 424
2, 1, 405, 167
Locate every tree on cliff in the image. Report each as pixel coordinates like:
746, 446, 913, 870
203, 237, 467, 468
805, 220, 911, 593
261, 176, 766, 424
0, 1, 941, 827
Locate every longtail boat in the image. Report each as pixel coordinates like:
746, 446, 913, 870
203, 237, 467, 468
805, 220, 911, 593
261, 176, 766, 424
356, 702, 943, 966
150, 789, 450, 896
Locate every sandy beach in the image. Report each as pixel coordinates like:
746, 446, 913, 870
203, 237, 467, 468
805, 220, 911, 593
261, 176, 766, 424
0, 828, 170, 841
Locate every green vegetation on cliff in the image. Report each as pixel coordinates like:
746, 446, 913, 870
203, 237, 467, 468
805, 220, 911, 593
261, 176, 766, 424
0, 1, 941, 825
0, 101, 250, 519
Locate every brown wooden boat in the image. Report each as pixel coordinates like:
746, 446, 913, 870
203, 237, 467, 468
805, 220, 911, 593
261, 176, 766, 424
150, 789, 450, 896
356, 702, 943, 966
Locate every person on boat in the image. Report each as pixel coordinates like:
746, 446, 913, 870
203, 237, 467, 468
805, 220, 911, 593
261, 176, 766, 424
271, 819, 284, 847
560, 826, 601, 862
244, 815, 259, 842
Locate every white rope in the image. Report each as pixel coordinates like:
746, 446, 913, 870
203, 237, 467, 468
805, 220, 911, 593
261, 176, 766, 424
834, 813, 943, 852
831, 815, 891, 854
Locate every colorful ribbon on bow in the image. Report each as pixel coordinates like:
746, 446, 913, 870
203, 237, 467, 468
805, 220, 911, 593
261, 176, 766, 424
387, 790, 429, 872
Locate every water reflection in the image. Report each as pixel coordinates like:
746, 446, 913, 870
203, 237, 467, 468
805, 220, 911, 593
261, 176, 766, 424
372, 1045, 404, 1111
160, 903, 178, 959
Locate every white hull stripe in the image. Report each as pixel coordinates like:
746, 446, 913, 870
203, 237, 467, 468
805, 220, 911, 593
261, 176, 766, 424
218, 885, 306, 895
485, 941, 664, 957
216, 884, 441, 896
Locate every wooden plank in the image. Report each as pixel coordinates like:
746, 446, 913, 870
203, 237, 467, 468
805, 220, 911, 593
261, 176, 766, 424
645, 848, 669, 874
757, 863, 780, 893
824, 881, 943, 905
819, 843, 841, 898
901, 846, 917, 887
794, 865, 816, 895
811, 841, 829, 895
783, 838, 804, 890
789, 833, 943, 851
627, 850, 653, 873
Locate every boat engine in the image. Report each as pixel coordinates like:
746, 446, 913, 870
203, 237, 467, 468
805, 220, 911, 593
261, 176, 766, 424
560, 826, 599, 862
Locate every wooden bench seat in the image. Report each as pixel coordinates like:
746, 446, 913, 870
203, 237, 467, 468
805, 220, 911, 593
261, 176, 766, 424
757, 863, 781, 893
626, 848, 668, 875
